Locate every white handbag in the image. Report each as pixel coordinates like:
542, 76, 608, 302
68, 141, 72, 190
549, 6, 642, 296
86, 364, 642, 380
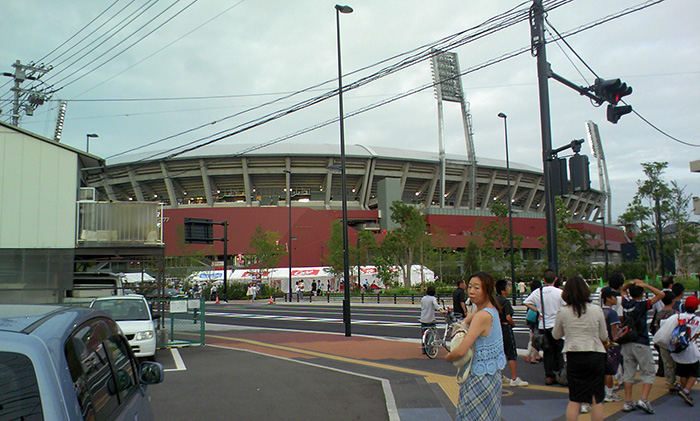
450, 328, 475, 383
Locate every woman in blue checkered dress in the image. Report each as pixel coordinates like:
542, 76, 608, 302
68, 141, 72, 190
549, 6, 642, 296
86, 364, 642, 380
446, 272, 506, 420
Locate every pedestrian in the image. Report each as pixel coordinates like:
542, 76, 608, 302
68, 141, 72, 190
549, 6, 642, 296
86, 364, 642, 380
552, 276, 608, 420
311, 280, 317, 296
211, 284, 218, 301
453, 279, 468, 321
420, 285, 446, 354
524, 269, 566, 385
517, 281, 526, 298
525, 279, 543, 364
672, 283, 686, 312
600, 288, 623, 403
670, 295, 700, 406
246, 283, 257, 302
619, 279, 664, 414
652, 276, 675, 377
652, 291, 679, 391
495, 279, 528, 387
446, 272, 506, 421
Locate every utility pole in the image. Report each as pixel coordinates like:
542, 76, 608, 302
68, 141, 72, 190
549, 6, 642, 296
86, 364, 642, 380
2, 60, 52, 125
531, 0, 558, 274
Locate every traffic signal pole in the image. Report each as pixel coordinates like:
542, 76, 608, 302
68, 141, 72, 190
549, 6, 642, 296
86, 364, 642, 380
531, 0, 558, 274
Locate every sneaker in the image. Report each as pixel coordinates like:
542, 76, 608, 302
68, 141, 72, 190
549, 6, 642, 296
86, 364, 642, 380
622, 401, 637, 412
604, 391, 623, 402
545, 377, 557, 386
580, 403, 591, 413
502, 375, 510, 385
509, 377, 529, 387
678, 389, 694, 407
636, 399, 655, 414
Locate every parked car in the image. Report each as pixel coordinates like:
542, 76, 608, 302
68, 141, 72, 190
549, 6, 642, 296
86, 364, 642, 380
0, 304, 164, 420
90, 296, 157, 359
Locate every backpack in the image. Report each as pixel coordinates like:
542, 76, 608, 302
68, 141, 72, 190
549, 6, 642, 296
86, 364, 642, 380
614, 309, 639, 344
669, 316, 695, 353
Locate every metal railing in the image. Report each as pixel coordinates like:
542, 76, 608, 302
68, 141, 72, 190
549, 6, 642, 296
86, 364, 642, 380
76, 201, 164, 246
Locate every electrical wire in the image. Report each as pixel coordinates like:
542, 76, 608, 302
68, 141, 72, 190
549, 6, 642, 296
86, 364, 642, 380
104, 0, 556, 163
50, 0, 197, 90
35, 0, 125, 64
72, 0, 249, 99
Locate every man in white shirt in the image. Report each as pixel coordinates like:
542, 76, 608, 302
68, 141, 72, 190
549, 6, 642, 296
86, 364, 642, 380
524, 269, 565, 385
420, 285, 446, 354
671, 295, 700, 407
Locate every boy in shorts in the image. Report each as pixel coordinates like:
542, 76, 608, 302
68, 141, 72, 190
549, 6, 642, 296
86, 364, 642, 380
496, 280, 528, 387
620, 279, 664, 414
671, 295, 700, 406
601, 288, 622, 402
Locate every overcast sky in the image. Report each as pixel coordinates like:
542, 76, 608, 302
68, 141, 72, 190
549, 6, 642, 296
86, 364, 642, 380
2, 0, 698, 221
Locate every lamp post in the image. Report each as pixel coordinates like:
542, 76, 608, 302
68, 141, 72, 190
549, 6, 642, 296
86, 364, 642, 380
498, 113, 517, 306
335, 3, 353, 337
86, 133, 98, 153
283, 170, 293, 302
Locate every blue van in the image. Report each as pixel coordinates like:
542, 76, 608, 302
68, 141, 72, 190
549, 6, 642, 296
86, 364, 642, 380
0, 304, 164, 420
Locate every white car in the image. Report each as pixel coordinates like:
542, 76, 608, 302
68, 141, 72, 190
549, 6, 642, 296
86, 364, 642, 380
90, 295, 157, 359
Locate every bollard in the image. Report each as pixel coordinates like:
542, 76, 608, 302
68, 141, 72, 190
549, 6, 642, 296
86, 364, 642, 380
377, 293, 380, 304
394, 294, 397, 304
361, 293, 364, 303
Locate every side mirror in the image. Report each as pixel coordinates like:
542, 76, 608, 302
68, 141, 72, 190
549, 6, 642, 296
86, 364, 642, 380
139, 361, 164, 385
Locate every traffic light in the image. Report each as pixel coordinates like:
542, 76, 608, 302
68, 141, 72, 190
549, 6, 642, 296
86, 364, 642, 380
607, 104, 633, 124
594, 78, 632, 105
569, 154, 591, 192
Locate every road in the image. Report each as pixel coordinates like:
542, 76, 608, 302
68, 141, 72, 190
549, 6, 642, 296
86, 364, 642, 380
205, 302, 533, 345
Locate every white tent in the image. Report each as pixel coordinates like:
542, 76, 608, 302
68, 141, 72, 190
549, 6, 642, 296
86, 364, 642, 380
187, 265, 435, 293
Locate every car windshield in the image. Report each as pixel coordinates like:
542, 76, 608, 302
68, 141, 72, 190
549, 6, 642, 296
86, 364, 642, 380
92, 299, 150, 321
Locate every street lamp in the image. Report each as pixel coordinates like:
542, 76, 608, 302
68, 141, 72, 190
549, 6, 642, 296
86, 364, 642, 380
335, 3, 353, 337
498, 113, 517, 306
283, 169, 293, 302
86, 133, 98, 153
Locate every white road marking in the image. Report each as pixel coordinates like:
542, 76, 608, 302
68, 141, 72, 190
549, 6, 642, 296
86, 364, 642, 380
164, 348, 187, 372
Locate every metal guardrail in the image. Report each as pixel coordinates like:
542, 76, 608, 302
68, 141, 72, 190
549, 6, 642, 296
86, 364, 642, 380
149, 297, 205, 348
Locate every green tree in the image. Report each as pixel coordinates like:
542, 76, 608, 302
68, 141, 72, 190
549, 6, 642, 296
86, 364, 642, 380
666, 181, 700, 277
244, 224, 285, 280
482, 202, 524, 279
322, 220, 345, 277
383, 201, 429, 287
540, 197, 592, 276
619, 162, 673, 275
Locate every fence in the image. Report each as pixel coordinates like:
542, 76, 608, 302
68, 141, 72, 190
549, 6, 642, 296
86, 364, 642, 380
150, 297, 205, 348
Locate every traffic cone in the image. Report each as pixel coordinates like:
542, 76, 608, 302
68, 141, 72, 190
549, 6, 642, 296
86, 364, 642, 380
215, 295, 219, 304
268, 296, 274, 305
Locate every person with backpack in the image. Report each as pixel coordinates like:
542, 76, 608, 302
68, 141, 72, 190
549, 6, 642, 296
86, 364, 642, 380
652, 291, 679, 392
619, 279, 664, 414
670, 295, 700, 406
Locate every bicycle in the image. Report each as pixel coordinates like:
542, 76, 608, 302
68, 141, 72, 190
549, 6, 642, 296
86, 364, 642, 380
422, 300, 459, 359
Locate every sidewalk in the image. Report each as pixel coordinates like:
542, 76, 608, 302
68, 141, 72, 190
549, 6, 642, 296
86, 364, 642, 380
191, 322, 698, 420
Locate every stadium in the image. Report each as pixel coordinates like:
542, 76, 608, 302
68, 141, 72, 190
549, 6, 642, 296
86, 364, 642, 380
83, 142, 626, 271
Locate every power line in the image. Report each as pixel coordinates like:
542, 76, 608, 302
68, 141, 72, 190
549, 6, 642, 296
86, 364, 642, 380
72, 0, 249, 99
50, 0, 197, 90
105, 0, 552, 163
35, 0, 124, 64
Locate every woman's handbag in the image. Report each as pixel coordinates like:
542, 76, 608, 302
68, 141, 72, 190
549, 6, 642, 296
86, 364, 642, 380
526, 309, 538, 324
450, 328, 475, 383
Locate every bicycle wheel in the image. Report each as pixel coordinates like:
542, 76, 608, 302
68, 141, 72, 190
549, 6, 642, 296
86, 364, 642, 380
422, 328, 439, 359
